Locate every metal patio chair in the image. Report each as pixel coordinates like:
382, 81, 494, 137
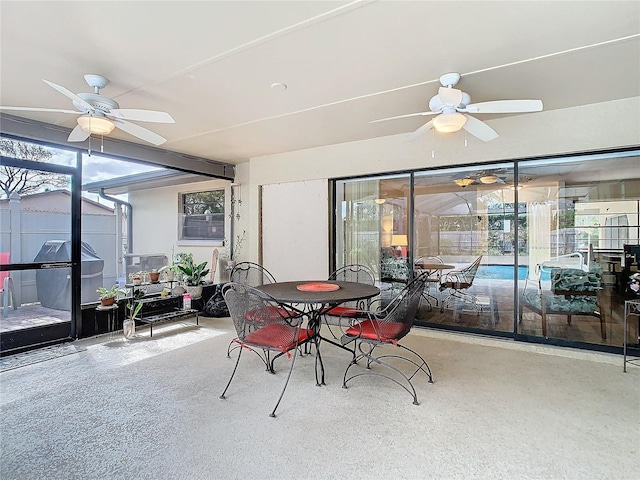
341, 273, 433, 405
323, 264, 376, 337
230, 261, 277, 286
414, 255, 445, 309
220, 282, 321, 417
439, 255, 483, 312
226, 262, 281, 357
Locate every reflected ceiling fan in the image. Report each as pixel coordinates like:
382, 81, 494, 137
452, 169, 509, 187
370, 73, 543, 142
0, 74, 174, 145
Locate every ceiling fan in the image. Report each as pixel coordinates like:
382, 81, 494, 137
452, 169, 509, 187
0, 74, 174, 145
370, 73, 543, 142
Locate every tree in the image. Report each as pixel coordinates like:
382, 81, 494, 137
0, 138, 70, 199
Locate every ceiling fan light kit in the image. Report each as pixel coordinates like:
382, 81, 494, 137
433, 112, 466, 133
77, 115, 115, 135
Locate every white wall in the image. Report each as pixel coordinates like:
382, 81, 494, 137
245, 99, 640, 273
130, 177, 232, 283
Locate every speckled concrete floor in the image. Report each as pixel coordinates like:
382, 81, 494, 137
1, 318, 638, 480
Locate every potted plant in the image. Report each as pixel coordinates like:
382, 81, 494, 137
96, 285, 126, 307
175, 253, 209, 299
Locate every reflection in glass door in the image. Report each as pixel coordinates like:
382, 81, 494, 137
413, 165, 516, 335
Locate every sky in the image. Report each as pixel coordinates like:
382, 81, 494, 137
38, 144, 164, 205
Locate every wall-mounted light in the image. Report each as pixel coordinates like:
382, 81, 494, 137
433, 112, 467, 133
77, 115, 115, 135
374, 198, 386, 205
453, 177, 475, 188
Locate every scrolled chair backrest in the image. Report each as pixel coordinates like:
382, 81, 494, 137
371, 273, 427, 340
329, 264, 375, 285
230, 262, 277, 287
222, 282, 300, 343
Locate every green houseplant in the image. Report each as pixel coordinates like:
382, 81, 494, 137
175, 253, 209, 299
123, 288, 145, 339
96, 285, 126, 307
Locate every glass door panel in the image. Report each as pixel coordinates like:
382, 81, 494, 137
1, 140, 78, 353
517, 153, 640, 347
413, 164, 516, 335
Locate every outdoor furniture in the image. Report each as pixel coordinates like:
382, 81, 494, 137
324, 264, 376, 334
227, 262, 280, 357
414, 256, 453, 309
256, 280, 381, 385
439, 255, 483, 312
230, 261, 277, 286
341, 273, 433, 405
220, 283, 320, 418
519, 262, 606, 339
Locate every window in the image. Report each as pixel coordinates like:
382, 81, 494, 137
180, 190, 225, 241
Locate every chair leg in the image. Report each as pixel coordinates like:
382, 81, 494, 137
269, 342, 302, 418
220, 346, 243, 400
342, 341, 431, 405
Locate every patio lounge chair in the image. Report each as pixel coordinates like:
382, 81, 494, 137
519, 262, 606, 339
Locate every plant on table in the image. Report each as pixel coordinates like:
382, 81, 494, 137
175, 252, 209, 299
175, 253, 210, 286
96, 285, 126, 306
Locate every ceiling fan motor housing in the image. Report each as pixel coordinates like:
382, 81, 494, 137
73, 93, 119, 114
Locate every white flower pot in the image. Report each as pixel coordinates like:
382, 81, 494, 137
185, 285, 203, 299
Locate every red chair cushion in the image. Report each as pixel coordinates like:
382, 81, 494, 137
244, 323, 313, 353
345, 319, 408, 343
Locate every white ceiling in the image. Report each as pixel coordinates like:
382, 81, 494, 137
1, 1, 639, 166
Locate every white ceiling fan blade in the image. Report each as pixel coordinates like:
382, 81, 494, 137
112, 118, 167, 145
463, 99, 543, 114
404, 119, 434, 143
0, 106, 80, 114
438, 87, 463, 107
67, 124, 91, 142
462, 114, 499, 142
107, 109, 175, 123
370, 111, 437, 123
42, 79, 95, 112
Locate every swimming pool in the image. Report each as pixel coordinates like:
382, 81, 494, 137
475, 265, 550, 280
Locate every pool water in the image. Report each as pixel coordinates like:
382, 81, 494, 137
476, 265, 550, 281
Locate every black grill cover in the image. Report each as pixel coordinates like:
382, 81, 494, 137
34, 240, 104, 310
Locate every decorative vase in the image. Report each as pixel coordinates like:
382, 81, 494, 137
123, 317, 136, 339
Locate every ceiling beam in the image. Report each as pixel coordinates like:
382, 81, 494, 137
0, 113, 235, 180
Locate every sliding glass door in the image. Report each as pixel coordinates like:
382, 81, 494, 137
333, 148, 640, 353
